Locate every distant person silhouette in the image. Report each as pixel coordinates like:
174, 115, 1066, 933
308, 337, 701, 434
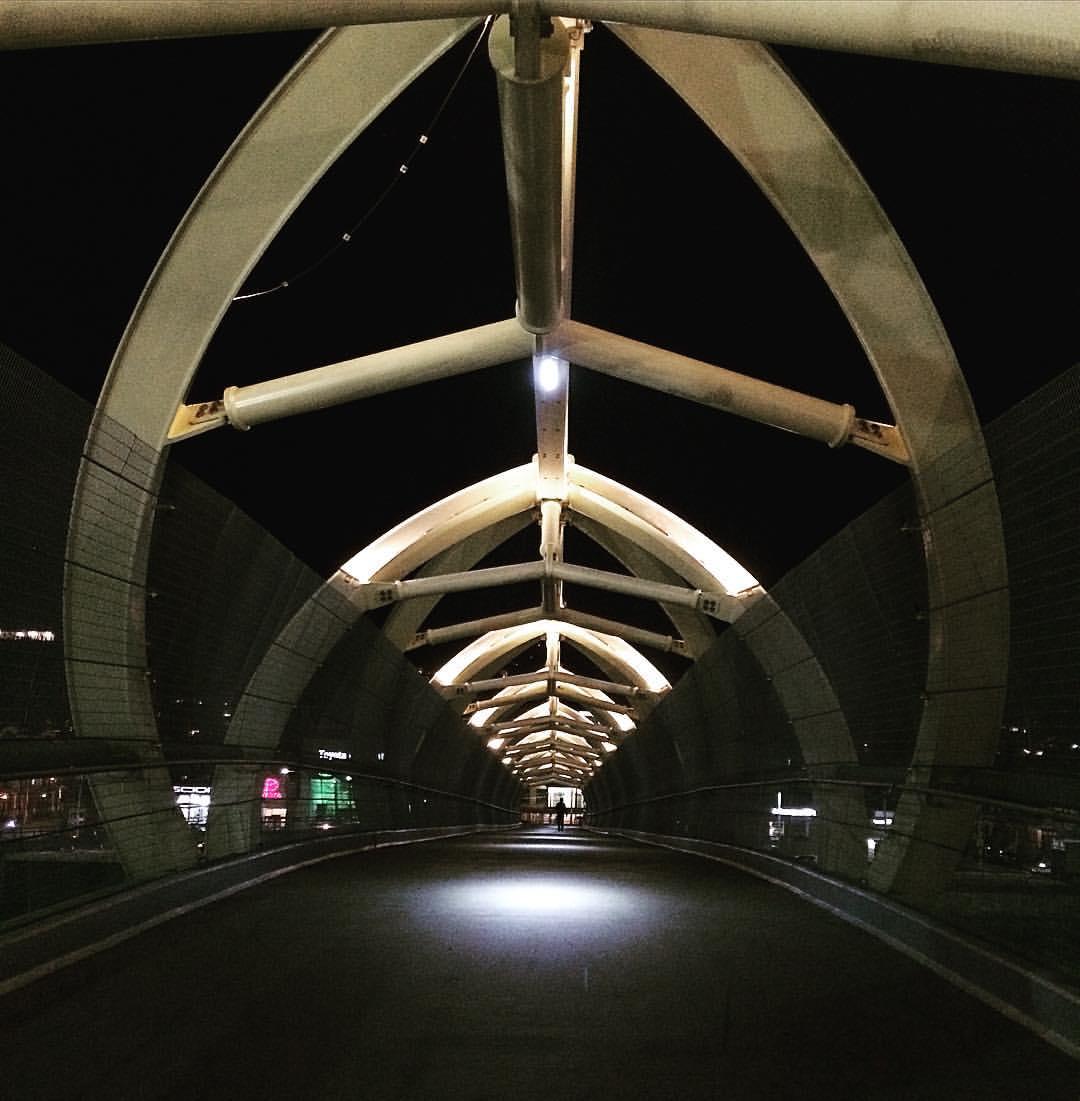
554, 797, 567, 832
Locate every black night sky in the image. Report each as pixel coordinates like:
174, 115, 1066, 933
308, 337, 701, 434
2, 17, 1079, 603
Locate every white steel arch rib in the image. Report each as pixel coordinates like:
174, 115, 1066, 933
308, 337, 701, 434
340, 463, 537, 583
612, 26, 1007, 895
431, 618, 670, 696
225, 459, 759, 780
454, 648, 640, 784
61, 19, 480, 877
568, 464, 760, 596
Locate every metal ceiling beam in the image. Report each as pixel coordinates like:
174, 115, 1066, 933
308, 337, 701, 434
567, 512, 716, 661
531, 19, 584, 505
505, 741, 599, 763
560, 1, 1080, 80
355, 560, 544, 612
358, 554, 738, 619
427, 616, 670, 693
489, 11, 569, 334
552, 559, 743, 620
0, 2, 506, 48
557, 608, 688, 657
508, 746, 602, 765
8, 2, 1080, 82
344, 464, 537, 583
408, 609, 544, 651
507, 718, 622, 740
549, 321, 909, 463
567, 463, 761, 597
482, 709, 607, 731
169, 320, 533, 439
550, 670, 657, 700
552, 684, 636, 717
520, 758, 589, 774
440, 669, 655, 700
467, 684, 550, 713
484, 715, 616, 736
516, 749, 592, 770
383, 512, 534, 651
439, 670, 553, 698
478, 684, 634, 719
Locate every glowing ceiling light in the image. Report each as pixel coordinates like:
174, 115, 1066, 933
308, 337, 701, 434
536, 355, 561, 393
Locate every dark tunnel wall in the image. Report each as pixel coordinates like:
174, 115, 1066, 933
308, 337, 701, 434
148, 459, 520, 822
0, 342, 518, 832
588, 473, 929, 825
586, 362, 1080, 894
988, 364, 1080, 759
147, 461, 324, 753
588, 623, 803, 843
285, 615, 520, 820
767, 481, 929, 771
0, 343, 90, 739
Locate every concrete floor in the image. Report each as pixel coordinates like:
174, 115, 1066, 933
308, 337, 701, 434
3, 828, 1077, 1099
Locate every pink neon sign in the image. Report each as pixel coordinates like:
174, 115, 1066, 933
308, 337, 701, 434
261, 776, 284, 800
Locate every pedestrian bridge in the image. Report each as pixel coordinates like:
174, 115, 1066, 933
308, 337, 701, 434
1, 2, 1079, 1090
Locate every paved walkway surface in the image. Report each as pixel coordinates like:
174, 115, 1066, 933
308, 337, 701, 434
3, 828, 1077, 1099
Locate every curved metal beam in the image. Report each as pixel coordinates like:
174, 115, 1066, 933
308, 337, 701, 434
341, 463, 537, 583
612, 27, 1007, 894
232, 462, 754, 761
102, 21, 479, 450
61, 21, 480, 871
383, 512, 534, 650
569, 463, 761, 596
432, 619, 670, 694
69, 16, 482, 736
567, 512, 716, 660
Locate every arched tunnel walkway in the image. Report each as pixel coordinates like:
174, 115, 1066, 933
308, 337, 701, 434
49, 0, 1011, 903
3, 3, 1080, 1094
2, 828, 1076, 1099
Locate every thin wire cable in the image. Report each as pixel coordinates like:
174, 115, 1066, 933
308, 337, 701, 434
233, 15, 494, 303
